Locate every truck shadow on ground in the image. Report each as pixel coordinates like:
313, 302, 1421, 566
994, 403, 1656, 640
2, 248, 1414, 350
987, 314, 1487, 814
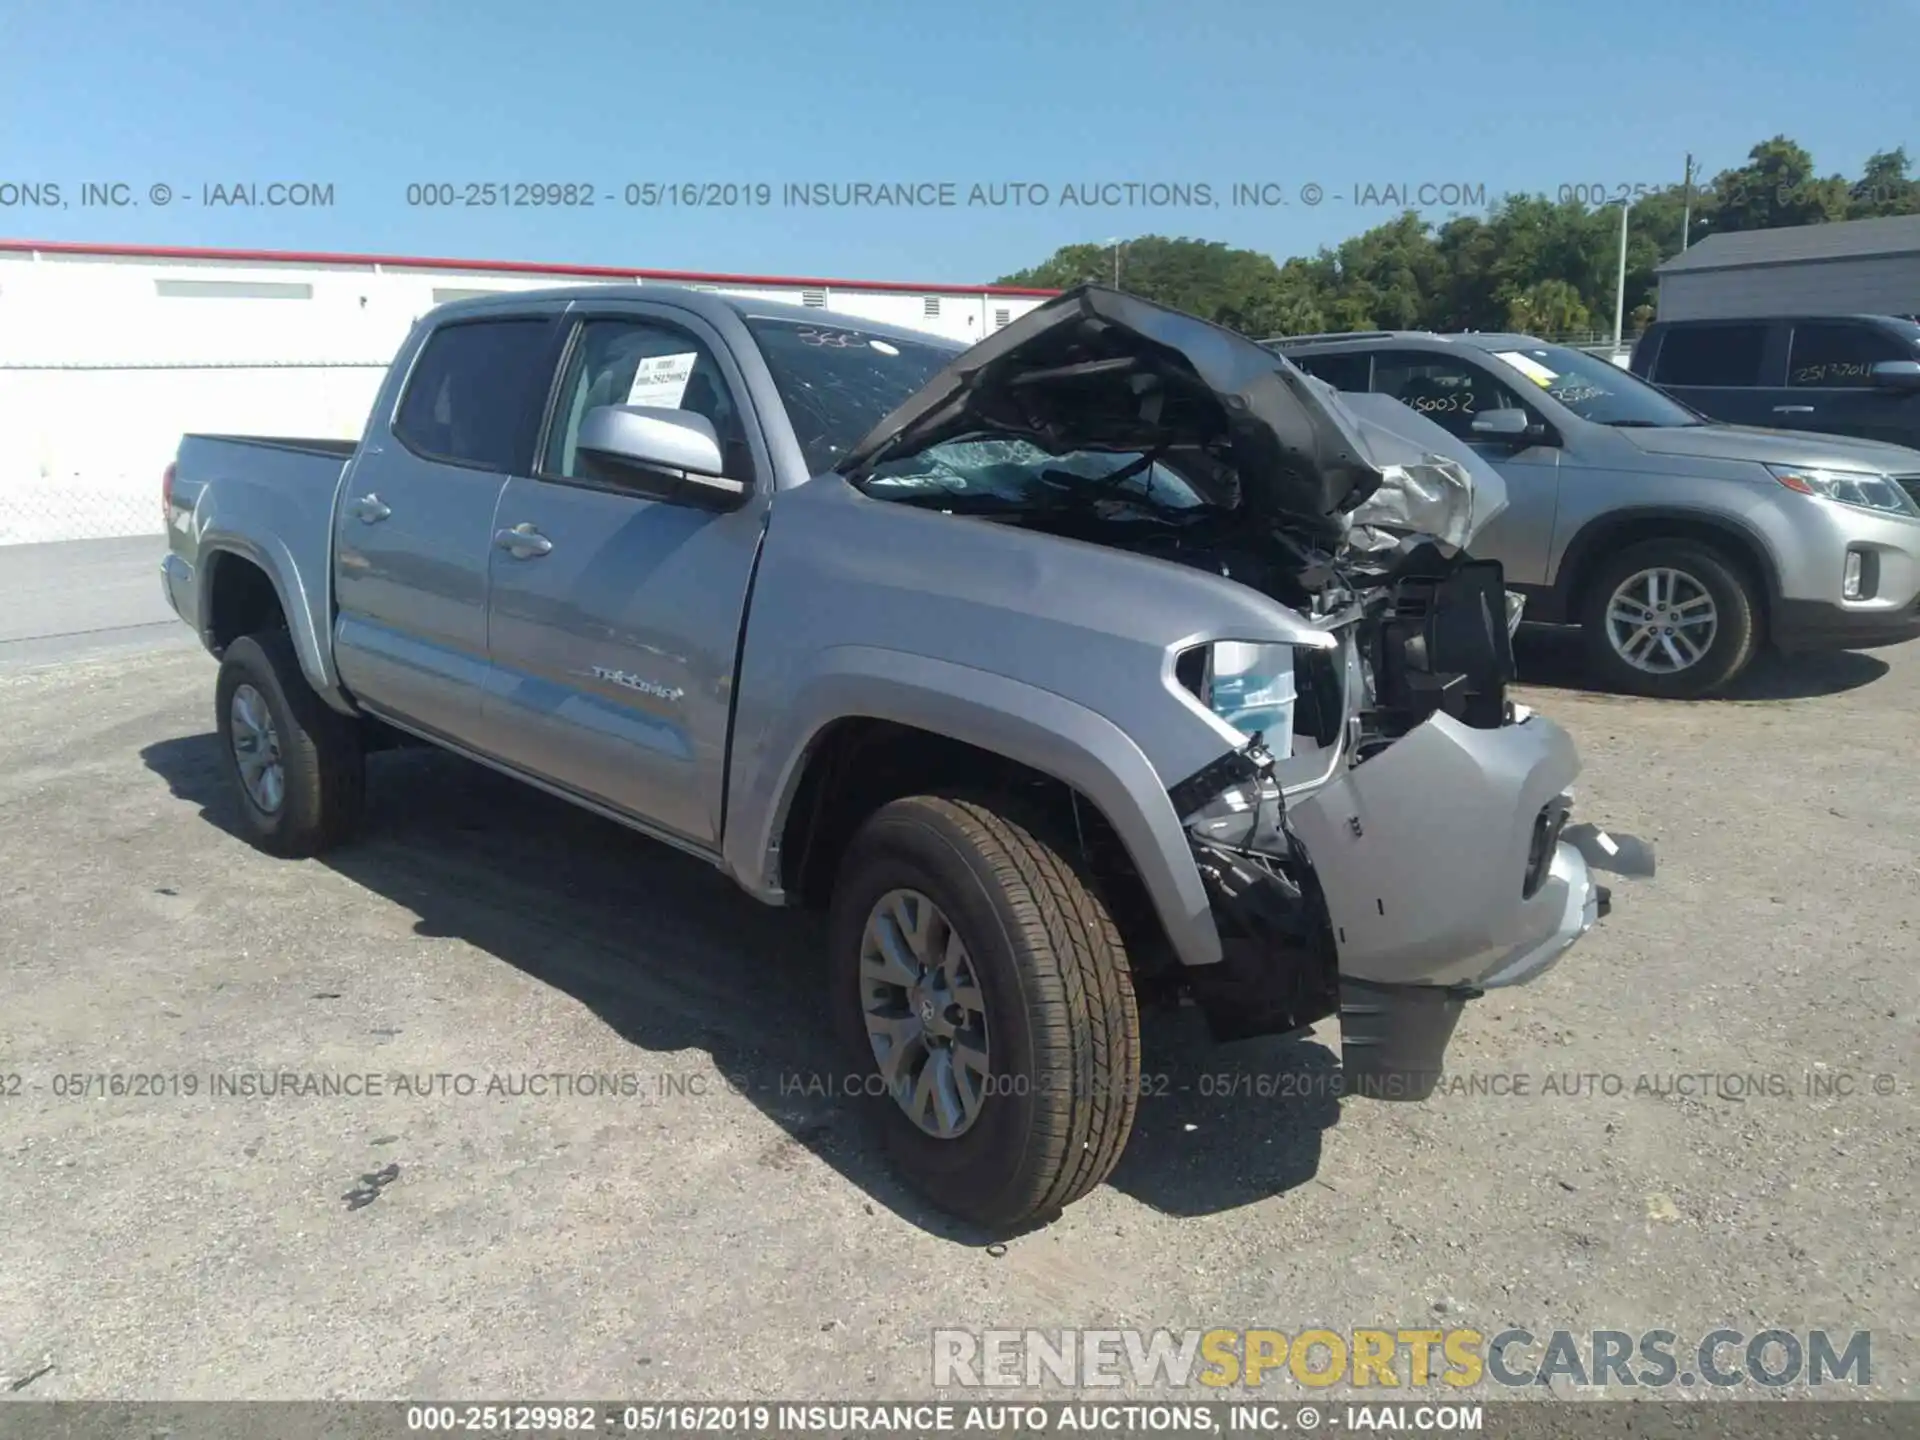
141, 733, 1339, 1239
1511, 627, 1889, 700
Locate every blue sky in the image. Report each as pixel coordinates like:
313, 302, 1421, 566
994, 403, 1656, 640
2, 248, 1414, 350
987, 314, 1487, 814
2, 0, 1910, 285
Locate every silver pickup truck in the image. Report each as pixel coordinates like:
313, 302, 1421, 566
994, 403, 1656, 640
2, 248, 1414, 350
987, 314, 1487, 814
161, 285, 1652, 1228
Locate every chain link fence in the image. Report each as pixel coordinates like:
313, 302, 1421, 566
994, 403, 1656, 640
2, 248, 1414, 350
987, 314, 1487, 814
0, 362, 385, 547
0, 469, 164, 546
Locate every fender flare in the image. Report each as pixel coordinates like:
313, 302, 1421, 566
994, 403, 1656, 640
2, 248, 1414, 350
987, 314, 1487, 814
197, 530, 354, 715
723, 645, 1224, 968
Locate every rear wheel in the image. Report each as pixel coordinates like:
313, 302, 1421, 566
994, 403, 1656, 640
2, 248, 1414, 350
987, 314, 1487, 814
1578, 540, 1759, 698
828, 794, 1140, 1229
215, 629, 365, 856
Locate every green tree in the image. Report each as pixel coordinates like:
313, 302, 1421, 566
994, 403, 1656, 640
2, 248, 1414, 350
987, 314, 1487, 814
1707, 136, 1847, 232
997, 136, 1917, 339
1847, 148, 1920, 218
998, 242, 1119, 290
1505, 278, 1592, 336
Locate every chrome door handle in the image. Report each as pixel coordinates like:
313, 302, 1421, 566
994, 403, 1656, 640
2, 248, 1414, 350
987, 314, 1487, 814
349, 493, 391, 522
494, 523, 553, 558
1771, 405, 1815, 414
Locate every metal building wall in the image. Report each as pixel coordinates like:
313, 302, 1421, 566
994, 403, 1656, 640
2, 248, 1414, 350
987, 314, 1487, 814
1656, 254, 1920, 320
0, 246, 1050, 543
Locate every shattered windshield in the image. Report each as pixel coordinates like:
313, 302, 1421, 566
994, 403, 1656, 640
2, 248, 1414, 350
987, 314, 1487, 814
859, 439, 1214, 518
742, 315, 960, 474
1484, 343, 1705, 427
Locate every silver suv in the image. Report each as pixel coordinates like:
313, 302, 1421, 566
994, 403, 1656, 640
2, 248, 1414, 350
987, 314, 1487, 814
1269, 330, 1920, 696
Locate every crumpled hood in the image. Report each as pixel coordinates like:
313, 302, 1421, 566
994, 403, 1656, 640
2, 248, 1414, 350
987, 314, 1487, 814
838, 285, 1389, 537
1620, 421, 1920, 473
1329, 388, 1510, 552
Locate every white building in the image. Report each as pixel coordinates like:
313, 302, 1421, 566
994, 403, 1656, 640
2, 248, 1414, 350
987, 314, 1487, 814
0, 240, 1055, 544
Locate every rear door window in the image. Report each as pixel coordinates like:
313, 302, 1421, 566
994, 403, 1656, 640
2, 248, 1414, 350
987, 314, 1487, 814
1787, 322, 1911, 388
1650, 323, 1769, 387
394, 318, 556, 471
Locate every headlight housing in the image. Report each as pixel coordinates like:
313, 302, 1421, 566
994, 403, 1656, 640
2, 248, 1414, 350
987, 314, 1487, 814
1765, 463, 1919, 517
1176, 640, 1350, 766
1201, 642, 1298, 755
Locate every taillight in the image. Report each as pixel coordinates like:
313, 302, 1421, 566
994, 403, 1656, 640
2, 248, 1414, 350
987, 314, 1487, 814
161, 461, 176, 527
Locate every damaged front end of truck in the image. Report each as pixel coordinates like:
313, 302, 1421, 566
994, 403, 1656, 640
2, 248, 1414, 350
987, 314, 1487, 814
840, 285, 1654, 1097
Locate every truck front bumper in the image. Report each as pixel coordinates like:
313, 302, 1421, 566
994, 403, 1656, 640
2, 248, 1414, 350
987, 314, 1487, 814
1181, 709, 1650, 1099
1336, 839, 1608, 1099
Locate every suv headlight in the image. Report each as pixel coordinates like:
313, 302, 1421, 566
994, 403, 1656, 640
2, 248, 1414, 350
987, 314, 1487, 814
1766, 464, 1919, 517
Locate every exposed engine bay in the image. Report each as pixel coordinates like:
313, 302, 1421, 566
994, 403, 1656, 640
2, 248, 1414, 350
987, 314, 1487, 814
851, 431, 1524, 753
840, 285, 1524, 750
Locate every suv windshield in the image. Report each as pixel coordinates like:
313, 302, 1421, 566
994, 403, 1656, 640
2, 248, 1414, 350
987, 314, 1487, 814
741, 314, 960, 474
1481, 343, 1706, 428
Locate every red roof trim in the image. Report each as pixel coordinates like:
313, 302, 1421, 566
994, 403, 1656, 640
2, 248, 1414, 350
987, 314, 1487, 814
0, 238, 1060, 298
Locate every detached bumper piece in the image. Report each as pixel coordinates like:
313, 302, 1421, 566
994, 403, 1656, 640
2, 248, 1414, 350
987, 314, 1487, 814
1337, 979, 1473, 1101
1561, 822, 1657, 879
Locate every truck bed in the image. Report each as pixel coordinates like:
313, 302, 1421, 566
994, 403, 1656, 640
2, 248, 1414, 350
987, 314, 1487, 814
164, 432, 363, 702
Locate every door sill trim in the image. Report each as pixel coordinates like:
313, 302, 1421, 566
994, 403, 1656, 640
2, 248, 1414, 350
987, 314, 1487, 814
360, 705, 728, 870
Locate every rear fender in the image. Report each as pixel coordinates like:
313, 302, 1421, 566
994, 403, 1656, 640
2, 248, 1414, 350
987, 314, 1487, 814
196, 530, 350, 714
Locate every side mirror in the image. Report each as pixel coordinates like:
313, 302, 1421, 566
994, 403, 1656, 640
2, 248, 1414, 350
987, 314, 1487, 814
575, 405, 747, 510
1470, 407, 1538, 441
1870, 359, 1920, 392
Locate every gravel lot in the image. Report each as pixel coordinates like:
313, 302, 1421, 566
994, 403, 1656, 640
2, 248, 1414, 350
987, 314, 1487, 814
1, 630, 1915, 1401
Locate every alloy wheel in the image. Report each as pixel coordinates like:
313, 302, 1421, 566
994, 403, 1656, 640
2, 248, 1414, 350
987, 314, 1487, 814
1605, 567, 1719, 674
229, 682, 286, 814
858, 888, 992, 1139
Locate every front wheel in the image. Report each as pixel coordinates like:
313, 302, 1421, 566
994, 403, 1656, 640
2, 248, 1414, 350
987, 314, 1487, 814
828, 794, 1140, 1229
1577, 540, 1760, 698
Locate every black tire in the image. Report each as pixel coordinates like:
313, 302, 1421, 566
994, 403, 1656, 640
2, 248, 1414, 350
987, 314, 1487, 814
828, 794, 1140, 1229
214, 629, 365, 857
1576, 539, 1760, 698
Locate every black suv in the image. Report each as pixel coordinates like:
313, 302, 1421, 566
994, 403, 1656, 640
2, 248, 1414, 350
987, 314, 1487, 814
1629, 315, 1920, 448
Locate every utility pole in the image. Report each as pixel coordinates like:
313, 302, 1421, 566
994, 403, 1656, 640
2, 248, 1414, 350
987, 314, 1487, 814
1612, 200, 1631, 352
1681, 153, 1694, 251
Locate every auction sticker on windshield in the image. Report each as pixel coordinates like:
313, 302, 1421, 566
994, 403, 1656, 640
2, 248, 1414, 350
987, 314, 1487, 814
1494, 351, 1558, 387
